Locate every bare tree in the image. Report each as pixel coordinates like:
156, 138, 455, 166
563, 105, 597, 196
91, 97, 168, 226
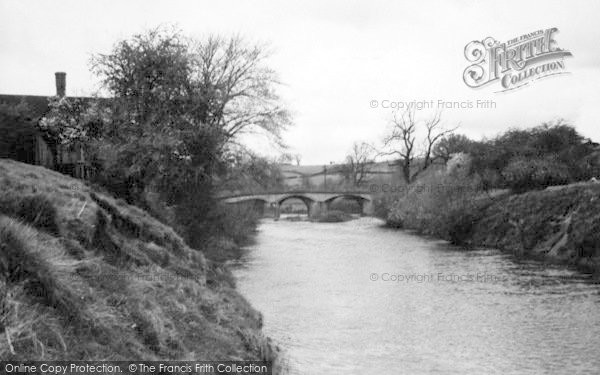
275, 152, 294, 164
341, 142, 375, 187
381, 108, 456, 184
194, 35, 291, 145
293, 153, 302, 166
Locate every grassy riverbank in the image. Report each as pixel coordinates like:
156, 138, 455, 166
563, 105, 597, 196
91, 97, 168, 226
469, 183, 600, 272
0, 159, 278, 363
375, 158, 600, 274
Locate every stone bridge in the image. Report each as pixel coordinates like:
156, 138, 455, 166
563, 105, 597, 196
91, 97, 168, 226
220, 191, 374, 220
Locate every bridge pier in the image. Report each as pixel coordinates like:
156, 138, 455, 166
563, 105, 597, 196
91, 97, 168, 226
309, 201, 329, 219
361, 200, 374, 216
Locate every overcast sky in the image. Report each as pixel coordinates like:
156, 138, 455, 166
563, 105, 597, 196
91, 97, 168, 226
1, 0, 599, 164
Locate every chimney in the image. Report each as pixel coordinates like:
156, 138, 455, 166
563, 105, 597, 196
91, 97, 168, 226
55, 72, 66, 97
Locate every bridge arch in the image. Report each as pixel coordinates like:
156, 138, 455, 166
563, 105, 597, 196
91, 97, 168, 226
219, 191, 374, 219
222, 197, 268, 216
324, 194, 372, 215
324, 194, 371, 204
246, 198, 269, 216
277, 195, 315, 216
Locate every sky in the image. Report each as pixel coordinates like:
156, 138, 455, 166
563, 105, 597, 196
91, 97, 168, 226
1, 0, 599, 165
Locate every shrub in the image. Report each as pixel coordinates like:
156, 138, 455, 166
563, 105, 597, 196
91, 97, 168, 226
372, 193, 399, 222
384, 153, 487, 241
444, 202, 486, 245
175, 194, 260, 257
216, 203, 260, 245
502, 157, 571, 192
466, 122, 597, 189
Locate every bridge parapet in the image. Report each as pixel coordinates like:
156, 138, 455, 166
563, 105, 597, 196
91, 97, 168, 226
220, 191, 374, 219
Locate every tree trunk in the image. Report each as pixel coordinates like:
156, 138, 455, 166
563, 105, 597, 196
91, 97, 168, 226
402, 162, 411, 185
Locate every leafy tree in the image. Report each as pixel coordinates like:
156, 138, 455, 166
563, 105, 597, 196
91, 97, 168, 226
530, 122, 584, 156
90, 29, 212, 204
88, 28, 290, 248
92, 29, 200, 131
433, 134, 473, 163
90, 28, 290, 205
466, 121, 596, 190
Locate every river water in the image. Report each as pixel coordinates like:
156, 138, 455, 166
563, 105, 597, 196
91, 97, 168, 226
232, 217, 600, 374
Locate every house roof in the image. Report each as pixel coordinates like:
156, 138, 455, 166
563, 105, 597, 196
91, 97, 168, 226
0, 94, 101, 121
0, 94, 102, 153
0, 94, 51, 121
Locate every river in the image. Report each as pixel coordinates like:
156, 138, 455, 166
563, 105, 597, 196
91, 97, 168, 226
232, 217, 600, 374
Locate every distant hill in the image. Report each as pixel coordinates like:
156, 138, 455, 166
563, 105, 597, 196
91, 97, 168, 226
278, 160, 444, 189
278, 161, 399, 188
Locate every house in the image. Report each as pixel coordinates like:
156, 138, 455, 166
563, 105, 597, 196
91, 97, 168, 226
0, 72, 93, 179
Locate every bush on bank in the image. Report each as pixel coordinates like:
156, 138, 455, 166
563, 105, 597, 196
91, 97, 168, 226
435, 122, 600, 192
501, 156, 571, 193
383, 153, 491, 244
372, 193, 397, 225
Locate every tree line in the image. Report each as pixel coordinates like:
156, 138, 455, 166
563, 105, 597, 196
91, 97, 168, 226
339, 108, 600, 192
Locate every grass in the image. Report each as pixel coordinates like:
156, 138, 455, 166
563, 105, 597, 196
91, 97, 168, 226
0, 158, 280, 365
0, 194, 60, 235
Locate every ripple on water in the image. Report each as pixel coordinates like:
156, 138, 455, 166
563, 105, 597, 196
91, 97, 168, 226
233, 218, 600, 375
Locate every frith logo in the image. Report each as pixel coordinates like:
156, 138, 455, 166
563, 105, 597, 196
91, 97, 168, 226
463, 28, 572, 92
